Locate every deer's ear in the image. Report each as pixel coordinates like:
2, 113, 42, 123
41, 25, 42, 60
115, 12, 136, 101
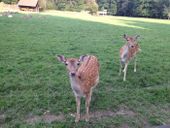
135, 35, 140, 40
79, 55, 87, 62
57, 55, 66, 62
123, 34, 127, 39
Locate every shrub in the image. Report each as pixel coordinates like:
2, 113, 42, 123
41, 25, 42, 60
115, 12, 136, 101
38, 0, 47, 11
1, 0, 18, 4
39, 0, 56, 11
56, 2, 66, 11
46, 0, 56, 10
85, 1, 98, 15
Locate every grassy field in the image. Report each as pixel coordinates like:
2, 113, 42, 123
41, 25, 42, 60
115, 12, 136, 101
0, 11, 170, 127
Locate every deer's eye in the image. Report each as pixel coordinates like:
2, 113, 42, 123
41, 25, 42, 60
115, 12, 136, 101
65, 62, 68, 66
77, 62, 80, 66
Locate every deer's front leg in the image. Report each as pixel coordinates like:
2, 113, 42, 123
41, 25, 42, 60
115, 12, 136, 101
85, 92, 92, 122
123, 63, 128, 81
134, 57, 137, 72
75, 96, 81, 123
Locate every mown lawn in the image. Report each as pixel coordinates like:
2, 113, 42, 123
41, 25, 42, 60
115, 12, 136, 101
0, 11, 170, 127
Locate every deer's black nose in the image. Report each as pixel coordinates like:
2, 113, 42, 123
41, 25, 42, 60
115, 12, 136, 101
71, 72, 76, 76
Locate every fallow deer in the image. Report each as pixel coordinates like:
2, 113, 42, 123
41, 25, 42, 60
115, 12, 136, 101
119, 34, 141, 81
57, 55, 99, 122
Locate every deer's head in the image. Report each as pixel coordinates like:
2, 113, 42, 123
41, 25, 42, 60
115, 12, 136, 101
123, 34, 140, 49
57, 55, 87, 77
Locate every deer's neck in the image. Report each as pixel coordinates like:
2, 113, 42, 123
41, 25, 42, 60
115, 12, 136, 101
121, 45, 129, 64
69, 75, 84, 97
69, 75, 79, 85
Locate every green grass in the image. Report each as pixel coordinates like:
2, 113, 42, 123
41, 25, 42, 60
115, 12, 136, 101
0, 11, 170, 127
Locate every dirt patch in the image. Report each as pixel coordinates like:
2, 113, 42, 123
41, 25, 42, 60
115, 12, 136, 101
25, 113, 65, 124
25, 108, 136, 124
116, 108, 136, 116
91, 107, 136, 119
25, 115, 41, 124
120, 124, 129, 128
155, 125, 170, 128
42, 113, 65, 123
145, 125, 170, 128
71, 108, 136, 120
0, 114, 6, 128
0, 114, 5, 124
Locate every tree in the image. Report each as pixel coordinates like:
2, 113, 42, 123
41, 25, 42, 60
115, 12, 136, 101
161, 0, 170, 19
163, 5, 170, 19
55, 0, 85, 11
117, 0, 138, 16
85, 0, 98, 15
1, 0, 18, 4
136, 0, 152, 17
97, 0, 117, 15
108, 0, 117, 15
39, 0, 47, 10
55, 0, 67, 10
97, 0, 108, 10
96, 0, 170, 18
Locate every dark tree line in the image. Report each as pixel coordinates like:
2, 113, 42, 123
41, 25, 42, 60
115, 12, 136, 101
97, 0, 170, 19
1, 0, 170, 19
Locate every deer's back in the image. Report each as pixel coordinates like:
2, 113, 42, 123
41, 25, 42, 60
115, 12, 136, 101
77, 55, 99, 92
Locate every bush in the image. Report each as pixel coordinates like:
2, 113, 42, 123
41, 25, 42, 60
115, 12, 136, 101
39, 0, 56, 11
1, 0, 18, 4
163, 6, 170, 19
55, 0, 85, 12
46, 0, 56, 10
38, 0, 47, 11
86, 2, 98, 15
56, 2, 66, 11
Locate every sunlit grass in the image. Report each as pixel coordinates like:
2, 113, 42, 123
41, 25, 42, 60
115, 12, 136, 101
42, 10, 170, 28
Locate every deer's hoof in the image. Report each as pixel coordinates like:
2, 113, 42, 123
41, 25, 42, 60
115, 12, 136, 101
75, 118, 80, 123
85, 118, 89, 122
85, 115, 89, 122
75, 115, 80, 123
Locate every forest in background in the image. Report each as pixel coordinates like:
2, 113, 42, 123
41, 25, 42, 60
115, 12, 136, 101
1, 0, 170, 19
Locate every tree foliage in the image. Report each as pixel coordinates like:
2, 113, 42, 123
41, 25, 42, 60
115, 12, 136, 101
1, 0, 18, 4
85, 0, 98, 14
97, 0, 170, 19
55, 0, 86, 12
97, 0, 117, 15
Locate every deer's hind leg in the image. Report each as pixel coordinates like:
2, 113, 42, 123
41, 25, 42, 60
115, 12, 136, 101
119, 62, 122, 76
85, 91, 92, 122
119, 60, 124, 76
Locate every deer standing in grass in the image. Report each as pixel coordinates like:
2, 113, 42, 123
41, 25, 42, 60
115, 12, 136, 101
57, 55, 99, 122
119, 34, 141, 81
